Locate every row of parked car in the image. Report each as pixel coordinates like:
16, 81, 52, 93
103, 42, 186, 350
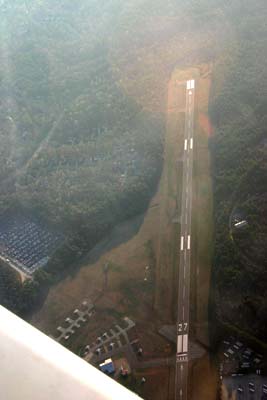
223, 338, 263, 371
236, 382, 267, 397
0, 216, 64, 272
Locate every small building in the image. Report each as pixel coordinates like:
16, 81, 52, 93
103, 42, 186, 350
99, 358, 115, 375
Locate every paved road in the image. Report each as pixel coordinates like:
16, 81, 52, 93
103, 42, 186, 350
223, 374, 267, 400
175, 79, 195, 400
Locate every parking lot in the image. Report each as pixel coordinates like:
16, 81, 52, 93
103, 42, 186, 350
54, 300, 95, 342
221, 337, 263, 375
83, 317, 136, 363
0, 213, 64, 274
220, 336, 266, 399
223, 374, 267, 399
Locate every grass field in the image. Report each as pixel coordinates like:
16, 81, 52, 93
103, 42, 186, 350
191, 68, 214, 347
30, 181, 172, 361
189, 67, 217, 399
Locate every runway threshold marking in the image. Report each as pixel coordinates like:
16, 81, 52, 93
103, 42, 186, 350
182, 334, 188, 353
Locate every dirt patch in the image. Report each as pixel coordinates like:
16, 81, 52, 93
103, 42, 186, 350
199, 112, 213, 136
135, 366, 175, 400
190, 354, 218, 400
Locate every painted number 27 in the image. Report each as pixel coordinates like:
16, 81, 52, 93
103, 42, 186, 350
178, 323, 188, 332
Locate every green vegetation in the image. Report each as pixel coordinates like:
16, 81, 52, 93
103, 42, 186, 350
209, 0, 267, 341
0, 0, 165, 315
0, 261, 50, 315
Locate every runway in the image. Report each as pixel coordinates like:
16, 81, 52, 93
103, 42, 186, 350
175, 79, 195, 400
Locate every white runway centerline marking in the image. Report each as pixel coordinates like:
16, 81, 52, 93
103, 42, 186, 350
184, 139, 187, 151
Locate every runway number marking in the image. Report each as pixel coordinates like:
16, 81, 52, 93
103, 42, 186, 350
178, 323, 188, 333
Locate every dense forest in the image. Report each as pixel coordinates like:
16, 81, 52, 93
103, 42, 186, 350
209, 0, 267, 341
0, 0, 168, 314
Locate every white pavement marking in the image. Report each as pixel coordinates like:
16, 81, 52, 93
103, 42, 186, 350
182, 334, 188, 353
184, 139, 187, 151
177, 335, 183, 353
187, 79, 195, 90
184, 265, 186, 279
182, 306, 185, 319
187, 235, 191, 250
180, 236, 184, 251
183, 286, 185, 298
190, 138, 193, 150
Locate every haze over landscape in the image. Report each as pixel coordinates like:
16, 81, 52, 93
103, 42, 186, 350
0, 0, 267, 399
